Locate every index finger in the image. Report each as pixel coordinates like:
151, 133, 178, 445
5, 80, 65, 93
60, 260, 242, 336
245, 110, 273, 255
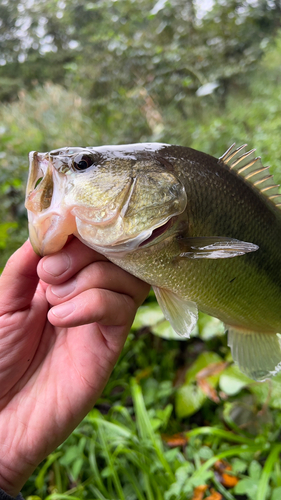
0, 240, 40, 314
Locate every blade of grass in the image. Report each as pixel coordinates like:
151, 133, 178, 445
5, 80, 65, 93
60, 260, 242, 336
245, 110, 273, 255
35, 451, 62, 490
131, 378, 175, 481
143, 474, 155, 500
186, 427, 256, 446
46, 495, 82, 500
192, 444, 262, 478
58, 475, 100, 499
89, 484, 109, 500
257, 444, 281, 500
113, 434, 162, 499
98, 424, 126, 500
89, 416, 133, 440
88, 439, 109, 497
111, 443, 158, 496
275, 459, 281, 487
119, 465, 147, 500
53, 459, 63, 494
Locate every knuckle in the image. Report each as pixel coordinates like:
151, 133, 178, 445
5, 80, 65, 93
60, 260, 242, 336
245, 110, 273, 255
91, 261, 109, 283
90, 288, 108, 321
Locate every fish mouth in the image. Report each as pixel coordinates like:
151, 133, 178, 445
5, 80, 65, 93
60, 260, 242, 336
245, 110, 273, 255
26, 151, 76, 255
139, 218, 174, 247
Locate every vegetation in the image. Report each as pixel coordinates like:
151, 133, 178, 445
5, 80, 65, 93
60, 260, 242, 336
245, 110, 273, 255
1, 0, 281, 498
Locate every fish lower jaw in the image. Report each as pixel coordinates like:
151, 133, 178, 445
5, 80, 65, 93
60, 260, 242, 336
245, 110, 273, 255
75, 224, 173, 257
74, 219, 154, 255
75, 233, 151, 258
28, 212, 76, 256
74, 215, 177, 256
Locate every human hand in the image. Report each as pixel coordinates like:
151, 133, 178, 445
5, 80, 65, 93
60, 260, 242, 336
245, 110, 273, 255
0, 238, 149, 497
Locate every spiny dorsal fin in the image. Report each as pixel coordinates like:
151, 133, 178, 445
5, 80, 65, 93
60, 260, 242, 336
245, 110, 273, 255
219, 144, 281, 209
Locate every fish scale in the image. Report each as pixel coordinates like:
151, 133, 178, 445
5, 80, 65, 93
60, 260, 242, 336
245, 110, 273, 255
25, 143, 281, 381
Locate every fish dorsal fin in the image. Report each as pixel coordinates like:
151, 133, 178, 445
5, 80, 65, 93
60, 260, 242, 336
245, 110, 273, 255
219, 144, 281, 210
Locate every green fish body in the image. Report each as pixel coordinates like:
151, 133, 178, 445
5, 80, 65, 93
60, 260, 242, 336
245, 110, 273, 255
25, 143, 281, 381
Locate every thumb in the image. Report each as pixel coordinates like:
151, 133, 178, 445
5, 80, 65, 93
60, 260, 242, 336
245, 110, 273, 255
0, 241, 40, 314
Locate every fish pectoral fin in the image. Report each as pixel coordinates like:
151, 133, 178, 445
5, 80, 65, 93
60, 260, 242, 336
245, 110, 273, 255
153, 286, 198, 337
226, 325, 281, 381
177, 236, 259, 259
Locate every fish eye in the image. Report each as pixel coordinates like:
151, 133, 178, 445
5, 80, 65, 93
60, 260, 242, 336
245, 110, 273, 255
73, 153, 95, 171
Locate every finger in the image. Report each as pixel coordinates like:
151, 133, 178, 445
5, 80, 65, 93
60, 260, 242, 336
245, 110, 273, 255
48, 288, 137, 328
46, 260, 150, 308
37, 237, 108, 285
0, 241, 40, 313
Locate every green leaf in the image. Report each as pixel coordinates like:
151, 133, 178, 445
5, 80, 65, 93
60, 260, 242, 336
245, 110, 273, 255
71, 457, 84, 480
219, 365, 252, 395
197, 312, 224, 340
133, 302, 189, 339
250, 376, 281, 410
231, 458, 248, 474
132, 303, 164, 330
59, 445, 81, 467
175, 352, 222, 418
234, 477, 259, 500
164, 463, 194, 500
249, 460, 262, 480
272, 487, 281, 500
152, 320, 187, 340
175, 382, 206, 418
185, 351, 223, 384
198, 446, 214, 460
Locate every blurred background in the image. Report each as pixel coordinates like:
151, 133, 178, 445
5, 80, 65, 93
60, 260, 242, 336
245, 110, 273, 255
1, 1, 281, 499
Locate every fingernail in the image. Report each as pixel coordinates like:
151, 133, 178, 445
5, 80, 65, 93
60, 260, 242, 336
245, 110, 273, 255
42, 253, 70, 276
51, 280, 76, 298
51, 302, 76, 318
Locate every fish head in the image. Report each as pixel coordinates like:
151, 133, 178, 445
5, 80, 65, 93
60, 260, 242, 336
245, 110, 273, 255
25, 144, 187, 256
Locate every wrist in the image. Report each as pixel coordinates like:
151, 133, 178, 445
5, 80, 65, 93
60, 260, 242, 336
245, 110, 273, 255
0, 477, 20, 499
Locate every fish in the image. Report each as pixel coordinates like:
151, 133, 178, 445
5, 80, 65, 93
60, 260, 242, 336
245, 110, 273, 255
25, 142, 281, 381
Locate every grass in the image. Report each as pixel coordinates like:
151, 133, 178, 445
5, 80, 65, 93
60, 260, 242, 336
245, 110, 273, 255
22, 328, 281, 500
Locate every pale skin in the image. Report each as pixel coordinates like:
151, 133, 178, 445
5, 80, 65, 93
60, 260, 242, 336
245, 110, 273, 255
0, 238, 150, 497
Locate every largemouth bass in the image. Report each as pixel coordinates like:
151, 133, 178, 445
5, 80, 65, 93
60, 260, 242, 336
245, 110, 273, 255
25, 143, 281, 381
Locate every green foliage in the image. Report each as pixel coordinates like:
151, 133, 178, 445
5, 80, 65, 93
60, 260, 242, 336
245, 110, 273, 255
175, 352, 223, 418
21, 370, 281, 499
